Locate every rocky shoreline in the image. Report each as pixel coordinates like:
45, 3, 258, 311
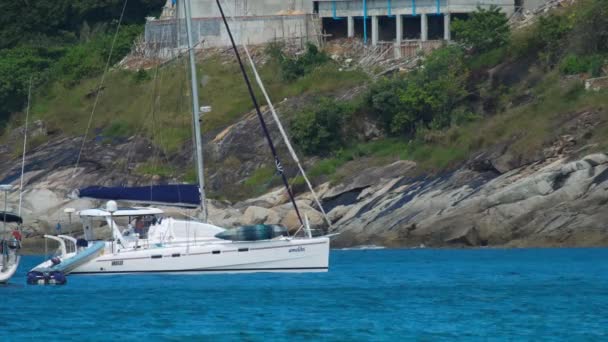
2, 118, 608, 251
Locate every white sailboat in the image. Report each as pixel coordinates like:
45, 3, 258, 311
0, 185, 23, 284
1, 76, 31, 284
29, 0, 330, 281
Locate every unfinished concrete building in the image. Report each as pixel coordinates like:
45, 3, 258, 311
316, 0, 514, 43
145, 0, 516, 54
145, 0, 320, 53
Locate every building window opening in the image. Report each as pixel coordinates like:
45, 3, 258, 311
428, 14, 444, 40
378, 16, 397, 42
322, 17, 348, 40
403, 16, 421, 40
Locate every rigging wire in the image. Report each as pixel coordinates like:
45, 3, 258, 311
218, 0, 333, 229
122, 28, 170, 177
71, 0, 129, 178
215, 0, 305, 228
18, 76, 33, 217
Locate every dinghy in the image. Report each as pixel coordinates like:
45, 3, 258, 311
27, 236, 105, 285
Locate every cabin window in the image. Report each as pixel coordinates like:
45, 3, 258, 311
172, 253, 181, 258
151, 255, 162, 259
238, 248, 249, 252
212, 250, 221, 255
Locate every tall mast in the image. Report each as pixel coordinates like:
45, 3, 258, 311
183, 0, 208, 222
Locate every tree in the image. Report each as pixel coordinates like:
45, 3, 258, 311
269, 42, 330, 82
569, 0, 608, 55
291, 98, 354, 155
452, 5, 510, 54
0, 47, 55, 121
0, 0, 163, 49
366, 46, 469, 136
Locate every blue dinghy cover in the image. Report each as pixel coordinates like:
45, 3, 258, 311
215, 224, 288, 241
78, 185, 200, 208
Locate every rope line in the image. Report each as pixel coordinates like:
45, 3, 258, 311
216, 0, 305, 228
18, 77, 32, 217
72, 0, 129, 178
218, 0, 333, 229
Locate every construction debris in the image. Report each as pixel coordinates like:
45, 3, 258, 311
509, 0, 579, 29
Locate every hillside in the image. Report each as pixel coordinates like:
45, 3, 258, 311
1, 0, 608, 249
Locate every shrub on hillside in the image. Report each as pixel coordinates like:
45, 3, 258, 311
52, 24, 142, 85
535, 14, 573, 67
267, 42, 331, 82
0, 0, 163, 49
290, 97, 354, 155
0, 47, 56, 121
510, 0, 607, 68
366, 46, 469, 136
569, 0, 608, 55
559, 54, 605, 76
452, 5, 510, 54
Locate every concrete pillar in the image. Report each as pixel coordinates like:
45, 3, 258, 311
371, 15, 379, 46
395, 14, 403, 58
347, 16, 355, 38
444, 13, 451, 41
396, 15, 403, 44
421, 13, 428, 42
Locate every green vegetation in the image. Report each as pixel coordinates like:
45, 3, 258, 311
451, 5, 510, 53
291, 98, 356, 155
367, 46, 469, 135
0, 0, 163, 122
559, 54, 605, 76
18, 48, 367, 157
0, 0, 163, 49
285, 0, 608, 186
135, 160, 175, 178
267, 42, 331, 81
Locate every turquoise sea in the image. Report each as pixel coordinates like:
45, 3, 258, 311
1, 248, 607, 341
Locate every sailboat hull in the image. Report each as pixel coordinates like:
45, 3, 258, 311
67, 237, 330, 275
0, 255, 20, 283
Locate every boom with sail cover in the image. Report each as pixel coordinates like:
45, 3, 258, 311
78, 185, 199, 208
0, 213, 23, 224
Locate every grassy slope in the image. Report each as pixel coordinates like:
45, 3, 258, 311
18, 52, 607, 199
18, 55, 367, 156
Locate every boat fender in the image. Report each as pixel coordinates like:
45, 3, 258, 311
26, 271, 46, 285
7, 238, 20, 249
51, 257, 61, 266
48, 271, 67, 285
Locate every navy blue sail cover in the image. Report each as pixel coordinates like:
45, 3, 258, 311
78, 185, 200, 208
0, 212, 23, 223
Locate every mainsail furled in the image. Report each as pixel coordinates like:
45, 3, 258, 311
0, 212, 23, 224
78, 185, 199, 208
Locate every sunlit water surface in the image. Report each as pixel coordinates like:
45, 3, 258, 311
1, 248, 607, 340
